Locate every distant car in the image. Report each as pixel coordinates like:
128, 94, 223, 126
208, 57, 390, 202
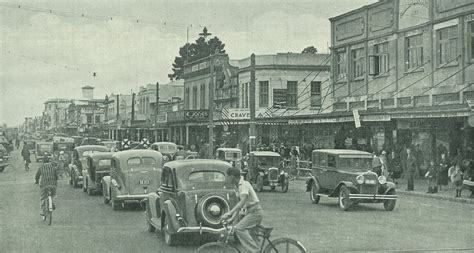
69, 145, 110, 188
247, 151, 289, 192
82, 152, 114, 195
150, 142, 177, 163
80, 137, 104, 146
142, 159, 238, 246
306, 149, 397, 211
35, 142, 53, 162
216, 148, 242, 170
101, 150, 163, 210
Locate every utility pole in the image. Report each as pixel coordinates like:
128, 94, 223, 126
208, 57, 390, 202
155, 82, 160, 142
249, 53, 256, 152
116, 94, 120, 140
208, 55, 215, 158
131, 92, 136, 140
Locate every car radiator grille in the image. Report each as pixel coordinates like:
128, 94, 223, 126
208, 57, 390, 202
268, 169, 278, 181
359, 185, 378, 195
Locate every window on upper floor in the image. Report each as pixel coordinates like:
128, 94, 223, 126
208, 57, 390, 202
336, 50, 347, 82
405, 34, 423, 71
286, 81, 298, 108
259, 81, 269, 108
351, 48, 365, 80
369, 42, 389, 76
200, 84, 206, 109
310, 81, 322, 108
192, 86, 197, 109
437, 25, 458, 66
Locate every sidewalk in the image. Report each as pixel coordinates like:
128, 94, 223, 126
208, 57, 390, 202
395, 177, 474, 204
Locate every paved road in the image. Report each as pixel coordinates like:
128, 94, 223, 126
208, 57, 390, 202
1, 148, 473, 252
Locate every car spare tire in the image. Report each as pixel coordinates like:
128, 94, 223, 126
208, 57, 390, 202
196, 194, 230, 228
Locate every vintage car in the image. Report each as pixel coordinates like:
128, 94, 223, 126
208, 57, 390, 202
142, 159, 238, 246
102, 140, 119, 152
102, 150, 163, 210
306, 149, 397, 211
216, 148, 242, 170
150, 142, 177, 162
24, 140, 36, 154
0, 145, 10, 172
53, 138, 75, 164
35, 142, 53, 162
247, 151, 289, 192
80, 137, 104, 146
82, 152, 114, 195
69, 145, 110, 188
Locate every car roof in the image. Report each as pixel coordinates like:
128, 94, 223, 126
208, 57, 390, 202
112, 149, 163, 161
217, 148, 242, 152
86, 152, 114, 160
165, 159, 231, 169
75, 145, 109, 152
312, 149, 373, 156
250, 151, 280, 157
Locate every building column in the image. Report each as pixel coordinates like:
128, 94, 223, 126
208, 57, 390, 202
186, 125, 189, 147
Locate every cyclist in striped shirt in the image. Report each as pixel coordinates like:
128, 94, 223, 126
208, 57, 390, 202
35, 154, 59, 218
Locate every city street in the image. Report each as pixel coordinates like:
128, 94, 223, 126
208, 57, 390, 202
1, 148, 473, 252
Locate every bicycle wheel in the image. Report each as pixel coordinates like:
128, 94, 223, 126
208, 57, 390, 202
196, 242, 240, 253
263, 238, 306, 253
46, 210, 52, 225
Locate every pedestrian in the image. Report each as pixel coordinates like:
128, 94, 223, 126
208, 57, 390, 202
57, 151, 68, 178
372, 152, 383, 176
379, 150, 389, 177
388, 150, 402, 184
405, 148, 417, 191
21, 143, 31, 171
451, 165, 463, 198
425, 160, 438, 194
437, 153, 450, 191
462, 160, 474, 198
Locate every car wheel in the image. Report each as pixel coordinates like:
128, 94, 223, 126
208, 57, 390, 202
163, 215, 178, 246
310, 181, 321, 204
282, 178, 289, 193
338, 185, 352, 211
383, 190, 397, 211
147, 219, 156, 233
256, 175, 264, 192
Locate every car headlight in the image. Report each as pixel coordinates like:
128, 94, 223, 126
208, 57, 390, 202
378, 175, 387, 184
356, 175, 364, 184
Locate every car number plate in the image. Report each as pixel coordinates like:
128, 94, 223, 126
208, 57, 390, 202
139, 179, 150, 185
365, 180, 376, 184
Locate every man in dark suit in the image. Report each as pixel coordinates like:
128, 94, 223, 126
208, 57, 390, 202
406, 148, 417, 191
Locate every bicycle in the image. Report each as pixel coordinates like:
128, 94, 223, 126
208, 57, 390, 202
196, 220, 307, 253
35, 183, 55, 226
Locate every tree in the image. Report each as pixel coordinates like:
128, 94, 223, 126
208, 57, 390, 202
168, 28, 226, 81
302, 46, 318, 54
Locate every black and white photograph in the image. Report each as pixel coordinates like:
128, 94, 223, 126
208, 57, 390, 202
1, 0, 474, 252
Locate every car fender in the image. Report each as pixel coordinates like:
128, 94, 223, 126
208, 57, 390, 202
101, 176, 111, 199
145, 192, 160, 220
162, 200, 179, 233
331, 181, 358, 197
384, 182, 397, 194
305, 175, 318, 192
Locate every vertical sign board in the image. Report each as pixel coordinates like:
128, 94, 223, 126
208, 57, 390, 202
353, 109, 361, 128
273, 89, 287, 108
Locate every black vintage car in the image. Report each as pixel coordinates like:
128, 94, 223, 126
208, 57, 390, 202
82, 152, 114, 195
306, 149, 397, 211
142, 159, 238, 246
247, 151, 289, 192
69, 145, 109, 188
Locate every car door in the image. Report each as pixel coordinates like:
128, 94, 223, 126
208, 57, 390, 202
313, 153, 330, 189
159, 167, 178, 212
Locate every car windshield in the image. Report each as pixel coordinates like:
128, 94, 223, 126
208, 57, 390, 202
98, 159, 111, 166
256, 157, 279, 167
188, 171, 225, 182
338, 158, 372, 172
158, 145, 177, 152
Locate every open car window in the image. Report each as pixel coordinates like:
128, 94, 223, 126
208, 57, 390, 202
188, 171, 225, 182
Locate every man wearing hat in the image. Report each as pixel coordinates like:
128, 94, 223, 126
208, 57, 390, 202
222, 167, 263, 253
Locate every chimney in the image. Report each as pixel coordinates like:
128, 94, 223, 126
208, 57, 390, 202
82, 85, 94, 100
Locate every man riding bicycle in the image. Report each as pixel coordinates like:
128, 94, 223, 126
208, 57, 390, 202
35, 154, 59, 220
222, 167, 263, 253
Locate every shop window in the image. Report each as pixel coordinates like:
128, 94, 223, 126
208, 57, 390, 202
437, 25, 458, 66
310, 81, 322, 108
398, 97, 413, 107
286, 81, 298, 108
259, 81, 269, 107
369, 42, 389, 76
351, 48, 365, 80
414, 95, 429, 107
336, 50, 347, 82
405, 34, 423, 71
192, 86, 198, 109
200, 84, 206, 109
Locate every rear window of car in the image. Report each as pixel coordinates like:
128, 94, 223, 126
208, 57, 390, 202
142, 157, 156, 165
188, 171, 225, 182
98, 159, 111, 166
127, 157, 141, 165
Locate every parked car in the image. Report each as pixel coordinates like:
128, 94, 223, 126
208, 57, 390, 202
150, 142, 177, 163
35, 142, 53, 162
82, 152, 114, 195
247, 151, 289, 192
0, 145, 10, 172
306, 149, 397, 211
69, 145, 110, 188
142, 159, 238, 246
52, 139, 75, 165
216, 148, 242, 170
80, 137, 104, 146
102, 150, 163, 210
24, 140, 36, 154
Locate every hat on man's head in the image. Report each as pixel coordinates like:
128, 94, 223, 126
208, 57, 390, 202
226, 167, 241, 177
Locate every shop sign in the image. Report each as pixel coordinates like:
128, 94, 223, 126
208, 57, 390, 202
353, 110, 361, 128
166, 111, 184, 122
221, 108, 272, 120
361, 114, 391, 121
392, 111, 469, 119
397, 119, 455, 129
184, 110, 209, 120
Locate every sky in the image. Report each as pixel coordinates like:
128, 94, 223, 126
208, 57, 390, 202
0, 0, 376, 126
